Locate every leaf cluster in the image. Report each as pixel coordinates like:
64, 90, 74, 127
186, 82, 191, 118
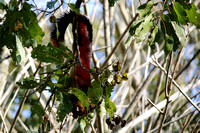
0, 1, 44, 63
127, 1, 200, 56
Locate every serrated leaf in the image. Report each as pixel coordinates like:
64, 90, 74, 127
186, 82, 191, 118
105, 98, 116, 118
32, 43, 64, 64
47, 1, 57, 9
54, 42, 73, 60
87, 81, 103, 104
173, 2, 188, 25
137, 1, 153, 18
70, 88, 90, 110
16, 35, 25, 63
171, 21, 186, 46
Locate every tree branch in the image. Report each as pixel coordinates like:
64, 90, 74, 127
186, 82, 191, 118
101, 13, 139, 69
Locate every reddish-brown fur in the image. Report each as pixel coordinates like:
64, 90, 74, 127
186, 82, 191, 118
51, 12, 93, 117
75, 22, 91, 90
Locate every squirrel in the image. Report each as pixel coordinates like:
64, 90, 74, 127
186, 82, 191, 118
50, 10, 93, 118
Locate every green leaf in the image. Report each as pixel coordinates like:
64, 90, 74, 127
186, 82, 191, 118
70, 88, 90, 110
78, 113, 94, 132
21, 2, 44, 44
196, 13, 200, 29
2, 32, 17, 61
31, 102, 44, 123
57, 93, 73, 122
28, 21, 44, 44
108, 0, 118, 7
0, 0, 7, 10
3, 9, 18, 32
96, 100, 106, 117
105, 98, 116, 118
17, 76, 39, 89
129, 19, 144, 36
161, 15, 181, 53
57, 74, 72, 90
185, 3, 197, 24
16, 35, 25, 63
135, 14, 153, 42
47, 1, 57, 9
164, 34, 174, 56
32, 43, 64, 64
105, 83, 114, 98
173, 2, 188, 25
100, 69, 111, 83
48, 82, 63, 88
171, 21, 186, 46
137, 1, 153, 18
68, 3, 80, 14
148, 25, 158, 46
32, 43, 73, 64
54, 42, 73, 60
79, 118, 86, 133
125, 36, 131, 49
87, 81, 103, 104
8, 0, 17, 11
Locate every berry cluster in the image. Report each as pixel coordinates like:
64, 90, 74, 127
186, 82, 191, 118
106, 115, 126, 130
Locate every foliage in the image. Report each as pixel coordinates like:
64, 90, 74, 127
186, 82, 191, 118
127, 0, 200, 56
1, 0, 200, 132
0, 1, 44, 62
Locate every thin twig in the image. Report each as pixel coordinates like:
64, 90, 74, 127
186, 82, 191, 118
191, 113, 200, 133
145, 69, 164, 132
0, 109, 8, 133
122, 65, 160, 120
116, 79, 200, 133
181, 111, 195, 132
148, 99, 163, 114
174, 49, 200, 80
90, 122, 96, 133
152, 57, 200, 112
9, 89, 30, 133
158, 52, 172, 133
148, 110, 195, 133
101, 13, 139, 69
9, 63, 42, 133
